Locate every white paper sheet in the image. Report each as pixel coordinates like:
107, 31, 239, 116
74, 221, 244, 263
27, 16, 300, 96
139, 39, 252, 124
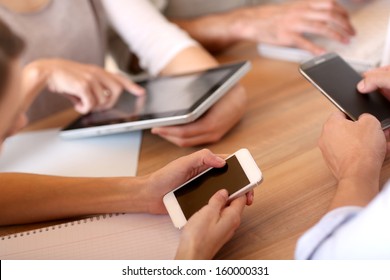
0, 129, 141, 177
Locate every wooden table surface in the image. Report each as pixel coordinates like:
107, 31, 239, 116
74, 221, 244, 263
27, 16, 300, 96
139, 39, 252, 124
2, 44, 389, 259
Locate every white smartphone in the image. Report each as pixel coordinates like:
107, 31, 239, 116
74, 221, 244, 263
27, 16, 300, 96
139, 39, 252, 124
163, 148, 263, 229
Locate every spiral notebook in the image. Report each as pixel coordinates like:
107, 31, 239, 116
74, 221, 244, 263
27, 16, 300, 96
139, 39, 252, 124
0, 213, 180, 259
0, 129, 180, 259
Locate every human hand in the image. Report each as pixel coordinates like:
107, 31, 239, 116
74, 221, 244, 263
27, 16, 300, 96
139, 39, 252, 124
318, 112, 387, 182
23, 59, 144, 114
143, 149, 253, 215
357, 66, 390, 144
231, 0, 355, 54
357, 66, 390, 101
151, 84, 247, 147
143, 149, 225, 214
175, 189, 249, 259
349, 0, 373, 3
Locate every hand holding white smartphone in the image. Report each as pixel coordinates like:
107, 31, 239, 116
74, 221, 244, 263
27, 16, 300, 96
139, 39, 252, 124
163, 149, 262, 229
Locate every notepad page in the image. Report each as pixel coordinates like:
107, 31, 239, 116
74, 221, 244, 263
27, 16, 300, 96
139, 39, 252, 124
0, 129, 141, 177
0, 213, 180, 260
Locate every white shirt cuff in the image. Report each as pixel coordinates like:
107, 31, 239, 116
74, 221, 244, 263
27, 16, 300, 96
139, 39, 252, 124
295, 206, 362, 259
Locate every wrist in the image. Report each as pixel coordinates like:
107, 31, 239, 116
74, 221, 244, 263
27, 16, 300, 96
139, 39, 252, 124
225, 8, 249, 42
329, 158, 382, 210
113, 176, 150, 213
175, 237, 203, 260
24, 59, 52, 82
175, 248, 197, 260
188, 13, 241, 51
328, 175, 380, 211
140, 173, 170, 215
338, 156, 382, 183
22, 60, 52, 99
228, 5, 277, 43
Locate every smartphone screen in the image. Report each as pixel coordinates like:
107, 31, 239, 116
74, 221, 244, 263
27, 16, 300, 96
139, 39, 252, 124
301, 54, 390, 127
174, 155, 250, 220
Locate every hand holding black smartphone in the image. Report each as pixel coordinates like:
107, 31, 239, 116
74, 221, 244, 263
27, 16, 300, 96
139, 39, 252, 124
299, 53, 390, 129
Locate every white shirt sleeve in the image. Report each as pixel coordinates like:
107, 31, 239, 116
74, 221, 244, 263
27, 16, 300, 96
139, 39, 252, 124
295, 182, 390, 259
101, 0, 198, 76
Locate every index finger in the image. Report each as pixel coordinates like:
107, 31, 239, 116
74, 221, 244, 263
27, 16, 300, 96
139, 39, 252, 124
216, 195, 246, 232
291, 34, 325, 55
208, 189, 229, 208
358, 71, 390, 93
228, 195, 247, 214
309, 0, 348, 17
114, 74, 145, 96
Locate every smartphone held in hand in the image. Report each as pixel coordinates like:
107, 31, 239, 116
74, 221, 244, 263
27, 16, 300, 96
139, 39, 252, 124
163, 148, 262, 229
299, 53, 390, 129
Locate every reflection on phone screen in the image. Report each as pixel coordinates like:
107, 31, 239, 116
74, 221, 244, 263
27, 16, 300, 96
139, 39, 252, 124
174, 155, 249, 220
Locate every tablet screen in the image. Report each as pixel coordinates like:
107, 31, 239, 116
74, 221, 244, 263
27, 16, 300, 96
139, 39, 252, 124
63, 62, 245, 130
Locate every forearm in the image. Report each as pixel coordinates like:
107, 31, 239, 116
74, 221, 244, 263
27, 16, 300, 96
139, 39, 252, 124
170, 5, 274, 53
171, 14, 240, 53
0, 173, 147, 225
159, 46, 218, 76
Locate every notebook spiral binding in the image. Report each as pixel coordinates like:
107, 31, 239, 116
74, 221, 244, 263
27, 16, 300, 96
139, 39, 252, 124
0, 213, 124, 241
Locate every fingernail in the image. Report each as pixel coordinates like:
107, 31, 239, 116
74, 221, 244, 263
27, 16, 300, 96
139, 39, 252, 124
219, 189, 229, 199
215, 156, 226, 165
249, 191, 254, 201
357, 80, 365, 91
316, 49, 326, 55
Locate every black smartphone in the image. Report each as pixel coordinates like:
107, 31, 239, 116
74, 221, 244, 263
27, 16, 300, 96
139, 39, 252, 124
299, 53, 390, 129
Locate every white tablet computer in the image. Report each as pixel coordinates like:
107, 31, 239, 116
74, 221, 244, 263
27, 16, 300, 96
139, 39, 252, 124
60, 61, 251, 139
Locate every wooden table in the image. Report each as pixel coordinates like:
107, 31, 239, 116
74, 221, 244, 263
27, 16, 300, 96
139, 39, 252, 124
137, 45, 342, 259
2, 44, 389, 259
